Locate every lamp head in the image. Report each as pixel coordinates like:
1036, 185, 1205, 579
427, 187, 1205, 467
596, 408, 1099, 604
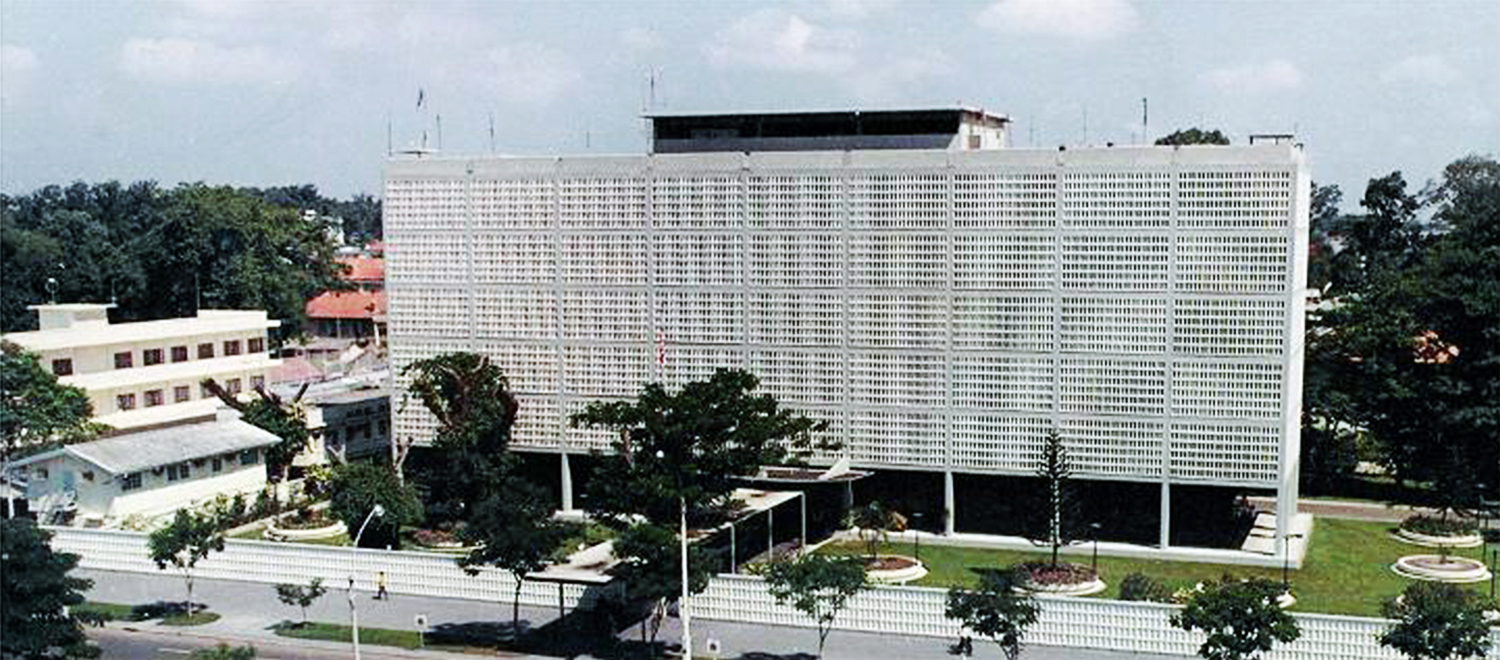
372, 504, 386, 517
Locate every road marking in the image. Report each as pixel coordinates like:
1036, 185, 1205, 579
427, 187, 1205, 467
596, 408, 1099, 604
157, 648, 192, 655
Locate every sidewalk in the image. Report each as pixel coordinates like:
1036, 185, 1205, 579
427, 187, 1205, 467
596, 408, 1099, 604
82, 569, 1187, 660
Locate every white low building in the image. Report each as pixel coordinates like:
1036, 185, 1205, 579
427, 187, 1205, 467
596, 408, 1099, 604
1, 303, 281, 431
14, 410, 280, 525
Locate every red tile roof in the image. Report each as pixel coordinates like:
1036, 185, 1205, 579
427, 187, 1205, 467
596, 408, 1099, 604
337, 255, 383, 283
305, 290, 386, 320
271, 356, 324, 384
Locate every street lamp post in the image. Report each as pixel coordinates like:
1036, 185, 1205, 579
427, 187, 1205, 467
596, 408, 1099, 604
1089, 522, 1102, 574
349, 504, 385, 660
1281, 532, 1304, 594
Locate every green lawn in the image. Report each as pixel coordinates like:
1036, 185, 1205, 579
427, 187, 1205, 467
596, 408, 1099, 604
817, 519, 1494, 617
72, 601, 138, 622
273, 622, 423, 650
160, 612, 221, 626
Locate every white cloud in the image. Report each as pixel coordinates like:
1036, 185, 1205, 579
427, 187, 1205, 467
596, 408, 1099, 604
823, 0, 898, 19
119, 37, 297, 86
1201, 59, 1304, 94
849, 49, 954, 100
1381, 54, 1460, 86
976, 0, 1138, 40
1, 44, 38, 74
705, 9, 859, 74
621, 27, 664, 53
482, 43, 582, 104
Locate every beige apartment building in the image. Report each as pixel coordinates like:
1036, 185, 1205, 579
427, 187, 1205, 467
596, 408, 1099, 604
3, 304, 281, 431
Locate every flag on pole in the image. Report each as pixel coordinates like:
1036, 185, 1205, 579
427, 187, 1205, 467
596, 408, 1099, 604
656, 330, 666, 367
416, 88, 425, 110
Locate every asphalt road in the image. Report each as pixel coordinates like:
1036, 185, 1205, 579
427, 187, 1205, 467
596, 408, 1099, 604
89, 627, 457, 660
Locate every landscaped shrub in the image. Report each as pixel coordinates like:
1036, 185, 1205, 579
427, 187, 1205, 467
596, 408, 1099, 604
1119, 572, 1173, 602
1400, 514, 1477, 536
1015, 560, 1096, 586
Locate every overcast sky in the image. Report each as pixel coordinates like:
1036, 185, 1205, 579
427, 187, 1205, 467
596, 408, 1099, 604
2, 0, 1496, 205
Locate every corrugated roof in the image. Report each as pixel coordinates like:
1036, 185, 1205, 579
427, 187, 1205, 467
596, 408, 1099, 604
337, 256, 384, 282
65, 418, 281, 475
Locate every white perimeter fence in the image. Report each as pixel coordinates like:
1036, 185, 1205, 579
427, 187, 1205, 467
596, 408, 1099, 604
50, 527, 1500, 660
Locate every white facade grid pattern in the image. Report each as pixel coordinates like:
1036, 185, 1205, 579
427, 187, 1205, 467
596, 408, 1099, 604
475, 341, 559, 394
387, 148, 1306, 488
1060, 296, 1168, 355
511, 396, 562, 449
1171, 422, 1280, 483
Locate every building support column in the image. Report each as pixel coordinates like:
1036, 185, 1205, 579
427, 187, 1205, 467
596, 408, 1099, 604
560, 453, 574, 513
1159, 481, 1172, 549
944, 470, 956, 535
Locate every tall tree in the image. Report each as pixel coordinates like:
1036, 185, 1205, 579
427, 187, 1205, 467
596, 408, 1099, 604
1154, 128, 1230, 146
457, 475, 570, 639
402, 352, 520, 519
763, 554, 868, 658
1171, 576, 1300, 660
1378, 582, 1495, 660
607, 522, 714, 646
1026, 431, 1081, 568
573, 368, 830, 527
849, 501, 906, 563
944, 569, 1040, 660
273, 579, 327, 628
147, 508, 227, 620
0, 519, 99, 659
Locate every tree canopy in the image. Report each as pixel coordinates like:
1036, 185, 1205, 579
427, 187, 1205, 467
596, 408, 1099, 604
1378, 581, 1495, 660
1026, 430, 1082, 568
573, 368, 830, 527
402, 352, 521, 521
328, 461, 422, 549
1, 519, 99, 659
1, 181, 366, 335
944, 569, 1039, 660
764, 554, 868, 657
1, 340, 100, 461
148, 508, 227, 619
457, 473, 570, 637
1171, 576, 1300, 660
1154, 128, 1230, 146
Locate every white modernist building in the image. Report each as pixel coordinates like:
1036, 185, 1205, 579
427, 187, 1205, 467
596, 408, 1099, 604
384, 108, 1309, 556
2, 304, 281, 431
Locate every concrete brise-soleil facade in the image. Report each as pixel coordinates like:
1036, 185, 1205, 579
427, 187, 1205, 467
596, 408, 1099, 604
383, 108, 1310, 557
2, 304, 281, 431
14, 409, 280, 523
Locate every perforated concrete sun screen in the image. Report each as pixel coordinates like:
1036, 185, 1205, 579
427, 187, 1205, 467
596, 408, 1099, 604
385, 142, 1310, 552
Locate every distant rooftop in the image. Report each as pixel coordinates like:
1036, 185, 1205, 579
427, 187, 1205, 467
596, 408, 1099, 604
14, 415, 280, 475
3, 307, 280, 351
648, 107, 1010, 154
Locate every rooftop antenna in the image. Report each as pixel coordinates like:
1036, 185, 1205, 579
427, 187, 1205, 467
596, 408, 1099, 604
386, 112, 393, 156
1082, 106, 1089, 145
488, 113, 496, 153
436, 114, 443, 151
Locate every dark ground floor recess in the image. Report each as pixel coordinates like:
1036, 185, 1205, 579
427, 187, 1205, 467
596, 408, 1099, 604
502, 451, 1263, 555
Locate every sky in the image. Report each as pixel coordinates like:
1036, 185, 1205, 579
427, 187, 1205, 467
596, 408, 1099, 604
1, 0, 1497, 206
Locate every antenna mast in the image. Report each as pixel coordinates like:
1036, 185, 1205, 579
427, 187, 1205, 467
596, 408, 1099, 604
488, 113, 496, 153
1142, 97, 1149, 144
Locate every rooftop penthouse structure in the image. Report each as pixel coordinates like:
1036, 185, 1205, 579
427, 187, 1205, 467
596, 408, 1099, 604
384, 108, 1310, 557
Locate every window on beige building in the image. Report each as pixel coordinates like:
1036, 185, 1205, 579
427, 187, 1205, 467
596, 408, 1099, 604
116, 393, 136, 410
171, 346, 189, 362
51, 359, 72, 376
143, 349, 164, 366
174, 385, 191, 403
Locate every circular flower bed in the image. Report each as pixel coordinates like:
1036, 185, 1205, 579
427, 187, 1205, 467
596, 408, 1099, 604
1392, 554, 1492, 583
410, 525, 477, 552
862, 554, 928, 584
1015, 561, 1107, 596
1395, 515, 1483, 548
264, 510, 346, 542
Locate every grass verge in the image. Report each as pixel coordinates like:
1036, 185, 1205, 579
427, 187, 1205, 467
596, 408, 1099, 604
816, 519, 1494, 617
273, 622, 422, 649
160, 612, 222, 626
72, 601, 137, 622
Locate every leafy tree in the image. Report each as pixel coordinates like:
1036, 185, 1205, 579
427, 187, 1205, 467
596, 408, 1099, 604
609, 522, 715, 646
1, 341, 104, 514
849, 501, 906, 562
327, 462, 422, 548
573, 368, 830, 528
457, 475, 570, 639
273, 579, 326, 627
1118, 572, 1172, 603
1170, 576, 1300, 660
201, 378, 311, 486
1026, 431, 1081, 568
944, 569, 1039, 660
147, 509, 227, 621
1378, 582, 1495, 660
190, 643, 256, 659
402, 352, 520, 518
763, 554, 868, 657
1155, 128, 1230, 146
0, 519, 99, 659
